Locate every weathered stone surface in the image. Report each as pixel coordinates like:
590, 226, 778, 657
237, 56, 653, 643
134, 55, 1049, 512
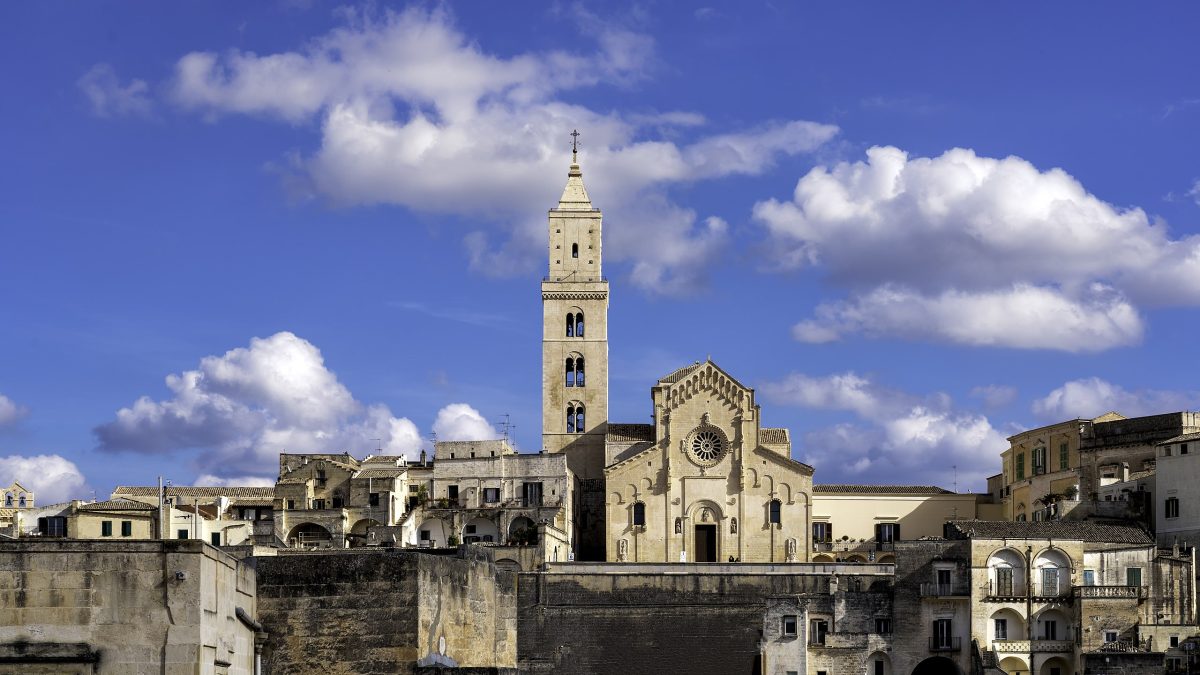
253, 548, 516, 675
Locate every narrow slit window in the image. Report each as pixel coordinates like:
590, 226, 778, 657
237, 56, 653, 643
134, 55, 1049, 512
576, 357, 585, 386
571, 243, 579, 258
566, 405, 576, 433
769, 499, 781, 524
566, 314, 574, 337
565, 358, 575, 387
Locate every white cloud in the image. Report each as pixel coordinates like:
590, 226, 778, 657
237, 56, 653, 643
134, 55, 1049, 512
432, 403, 498, 442
1190, 179, 1200, 205
0, 454, 88, 503
754, 145, 1200, 350
169, 7, 836, 293
193, 474, 276, 488
0, 394, 28, 428
1032, 377, 1200, 420
792, 283, 1143, 353
762, 372, 1006, 489
77, 63, 153, 118
94, 332, 423, 482
970, 385, 1018, 409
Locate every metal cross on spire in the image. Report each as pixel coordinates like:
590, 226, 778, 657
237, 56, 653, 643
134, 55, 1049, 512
570, 129, 580, 161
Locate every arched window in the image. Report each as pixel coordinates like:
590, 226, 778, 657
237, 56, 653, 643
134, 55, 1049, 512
566, 405, 576, 433
18, 495, 26, 508
565, 358, 575, 387
575, 357, 585, 386
769, 499, 781, 525
566, 314, 574, 337
633, 502, 646, 527
575, 405, 585, 433
575, 313, 584, 337
571, 243, 579, 258
3, 494, 11, 507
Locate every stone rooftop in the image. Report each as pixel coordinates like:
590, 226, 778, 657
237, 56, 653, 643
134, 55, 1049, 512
114, 486, 275, 499
813, 484, 952, 495
760, 428, 789, 445
945, 519, 1153, 544
606, 424, 655, 443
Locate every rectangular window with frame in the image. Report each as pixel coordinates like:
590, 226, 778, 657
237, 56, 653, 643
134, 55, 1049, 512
874, 618, 891, 634
101, 520, 112, 537
1183, 443, 1190, 455
312, 499, 326, 510
1126, 567, 1142, 588
1167, 497, 1180, 519
211, 532, 221, 546
812, 521, 832, 543
121, 520, 132, 537
809, 619, 828, 645
1104, 630, 1118, 643
1032, 447, 1046, 475
177, 529, 188, 540
368, 492, 380, 507
483, 488, 500, 503
1083, 569, 1095, 586
1059, 442, 1069, 470
1016, 454, 1025, 480
781, 615, 797, 637
933, 618, 953, 648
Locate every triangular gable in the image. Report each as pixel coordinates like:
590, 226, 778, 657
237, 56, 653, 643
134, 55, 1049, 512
658, 359, 753, 412
751, 444, 814, 477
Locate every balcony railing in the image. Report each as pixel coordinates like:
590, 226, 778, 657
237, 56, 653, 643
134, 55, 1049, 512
993, 639, 1074, 653
986, 581, 1027, 599
920, 582, 970, 597
1097, 638, 1153, 653
1074, 585, 1145, 600
875, 541, 895, 552
1031, 581, 1072, 600
929, 636, 962, 652
812, 541, 834, 552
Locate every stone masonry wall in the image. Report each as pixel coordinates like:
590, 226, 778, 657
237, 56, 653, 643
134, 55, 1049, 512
518, 565, 892, 675
253, 548, 516, 675
0, 539, 257, 675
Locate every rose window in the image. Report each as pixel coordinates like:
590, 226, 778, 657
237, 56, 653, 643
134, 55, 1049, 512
691, 430, 724, 463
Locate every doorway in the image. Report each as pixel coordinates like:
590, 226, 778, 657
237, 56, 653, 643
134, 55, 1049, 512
694, 524, 717, 562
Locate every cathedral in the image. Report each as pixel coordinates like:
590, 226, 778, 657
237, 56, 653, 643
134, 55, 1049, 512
541, 144, 814, 563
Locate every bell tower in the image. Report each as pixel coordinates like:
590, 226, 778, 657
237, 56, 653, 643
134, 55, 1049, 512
542, 132, 609, 484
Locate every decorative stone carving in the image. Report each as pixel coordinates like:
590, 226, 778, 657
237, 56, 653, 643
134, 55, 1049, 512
674, 517, 682, 534
617, 539, 628, 562
785, 538, 798, 562
730, 517, 737, 534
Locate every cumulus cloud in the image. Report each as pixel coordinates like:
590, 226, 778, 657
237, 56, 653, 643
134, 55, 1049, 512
761, 372, 1006, 489
432, 403, 498, 442
0, 394, 28, 428
169, 7, 836, 293
754, 145, 1200, 350
94, 332, 423, 482
0, 454, 88, 504
1032, 377, 1200, 420
792, 283, 1143, 352
77, 63, 153, 118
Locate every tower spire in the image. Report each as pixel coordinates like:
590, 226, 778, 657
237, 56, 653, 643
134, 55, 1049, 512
557, 129, 592, 210
570, 129, 580, 164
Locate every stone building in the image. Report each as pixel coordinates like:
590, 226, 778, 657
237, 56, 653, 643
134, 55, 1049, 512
810, 485, 985, 564
604, 361, 813, 563
402, 439, 572, 569
1155, 432, 1200, 551
112, 485, 277, 546
273, 452, 410, 548
892, 519, 1194, 675
0, 539, 261, 674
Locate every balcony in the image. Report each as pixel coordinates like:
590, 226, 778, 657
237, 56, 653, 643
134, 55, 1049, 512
1030, 581, 1072, 601
993, 639, 1074, 654
812, 541, 834, 552
929, 636, 962, 652
985, 581, 1027, 600
875, 541, 895, 552
920, 582, 970, 598
1074, 585, 1145, 600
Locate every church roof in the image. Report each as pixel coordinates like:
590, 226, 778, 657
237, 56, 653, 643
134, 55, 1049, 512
607, 424, 655, 443
813, 484, 953, 495
660, 362, 703, 384
760, 428, 789, 445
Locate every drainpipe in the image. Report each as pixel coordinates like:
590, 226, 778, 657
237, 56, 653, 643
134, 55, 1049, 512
1026, 545, 1034, 642
236, 606, 267, 675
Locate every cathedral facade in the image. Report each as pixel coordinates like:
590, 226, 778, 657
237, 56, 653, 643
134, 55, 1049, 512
540, 149, 813, 562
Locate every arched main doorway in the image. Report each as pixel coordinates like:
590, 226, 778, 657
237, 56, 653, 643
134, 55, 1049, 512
911, 656, 963, 675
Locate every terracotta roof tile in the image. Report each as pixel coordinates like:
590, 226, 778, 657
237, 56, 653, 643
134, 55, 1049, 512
945, 519, 1153, 544
760, 428, 789, 444
607, 424, 655, 443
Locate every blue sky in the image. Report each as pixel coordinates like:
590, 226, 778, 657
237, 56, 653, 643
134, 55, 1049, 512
2, 2, 1199, 502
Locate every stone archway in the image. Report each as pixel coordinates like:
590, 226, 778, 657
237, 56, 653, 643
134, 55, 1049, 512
348, 518, 381, 548
911, 656, 963, 675
287, 523, 333, 549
